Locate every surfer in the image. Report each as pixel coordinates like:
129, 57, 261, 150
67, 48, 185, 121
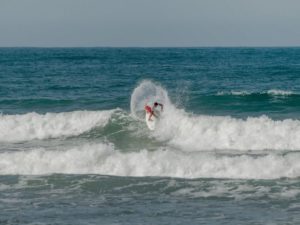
144, 102, 164, 121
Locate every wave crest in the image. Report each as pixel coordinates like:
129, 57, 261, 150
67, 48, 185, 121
0, 110, 114, 142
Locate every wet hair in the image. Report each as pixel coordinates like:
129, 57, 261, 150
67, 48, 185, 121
154, 102, 158, 106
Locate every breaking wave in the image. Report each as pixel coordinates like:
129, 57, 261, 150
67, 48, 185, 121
131, 81, 300, 151
0, 110, 114, 142
0, 143, 299, 179
1, 80, 300, 179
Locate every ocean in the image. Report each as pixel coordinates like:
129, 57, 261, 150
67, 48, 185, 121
0, 47, 300, 224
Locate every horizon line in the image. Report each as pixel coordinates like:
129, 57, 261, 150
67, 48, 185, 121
1, 46, 300, 48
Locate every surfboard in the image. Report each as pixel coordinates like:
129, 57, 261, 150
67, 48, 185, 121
145, 110, 160, 130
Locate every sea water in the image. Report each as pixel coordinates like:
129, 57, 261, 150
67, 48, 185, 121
0, 48, 300, 224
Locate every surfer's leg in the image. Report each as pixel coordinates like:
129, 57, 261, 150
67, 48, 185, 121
148, 111, 157, 121
148, 112, 154, 121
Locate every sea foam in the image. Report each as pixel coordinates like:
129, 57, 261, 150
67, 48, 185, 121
0, 143, 298, 179
0, 110, 114, 142
156, 111, 300, 151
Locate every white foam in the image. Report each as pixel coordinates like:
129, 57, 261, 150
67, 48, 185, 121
278, 188, 300, 198
0, 143, 299, 179
267, 89, 293, 96
217, 91, 251, 96
0, 110, 114, 142
217, 90, 294, 96
154, 106, 300, 151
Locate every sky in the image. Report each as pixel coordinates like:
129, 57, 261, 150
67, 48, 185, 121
0, 0, 300, 47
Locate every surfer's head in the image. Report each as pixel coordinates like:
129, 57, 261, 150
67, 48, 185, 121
154, 102, 158, 107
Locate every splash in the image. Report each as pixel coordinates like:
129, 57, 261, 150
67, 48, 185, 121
130, 80, 170, 119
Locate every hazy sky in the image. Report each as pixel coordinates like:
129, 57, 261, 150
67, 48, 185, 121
0, 0, 300, 47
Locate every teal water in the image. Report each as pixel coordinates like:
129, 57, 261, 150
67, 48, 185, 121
0, 48, 300, 224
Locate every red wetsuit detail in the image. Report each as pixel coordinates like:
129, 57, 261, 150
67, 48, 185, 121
145, 105, 152, 113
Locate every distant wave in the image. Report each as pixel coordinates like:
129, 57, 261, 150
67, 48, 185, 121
0, 110, 114, 142
217, 91, 251, 96
0, 143, 299, 179
217, 89, 294, 96
266, 89, 294, 96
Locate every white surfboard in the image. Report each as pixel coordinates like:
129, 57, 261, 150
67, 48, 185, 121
145, 110, 160, 130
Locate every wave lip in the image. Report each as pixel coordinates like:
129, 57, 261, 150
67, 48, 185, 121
0, 143, 299, 179
0, 110, 114, 142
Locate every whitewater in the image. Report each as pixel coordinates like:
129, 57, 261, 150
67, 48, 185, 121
1, 80, 299, 179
